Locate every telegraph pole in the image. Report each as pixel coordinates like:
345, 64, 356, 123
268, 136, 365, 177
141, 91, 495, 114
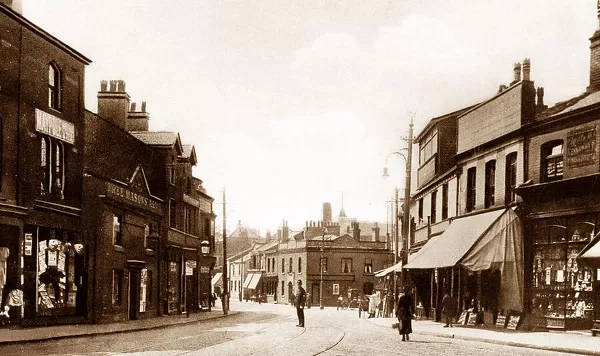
221, 188, 229, 315
400, 115, 414, 291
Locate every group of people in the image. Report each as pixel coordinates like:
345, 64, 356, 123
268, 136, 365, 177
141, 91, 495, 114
293, 284, 460, 342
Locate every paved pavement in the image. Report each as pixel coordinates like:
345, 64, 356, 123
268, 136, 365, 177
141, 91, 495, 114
367, 316, 600, 355
0, 302, 599, 355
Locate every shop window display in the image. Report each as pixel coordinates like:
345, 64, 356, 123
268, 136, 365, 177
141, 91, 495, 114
531, 216, 595, 330
37, 230, 83, 315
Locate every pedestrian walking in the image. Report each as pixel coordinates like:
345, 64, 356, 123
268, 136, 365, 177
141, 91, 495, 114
441, 292, 458, 327
295, 280, 306, 327
396, 287, 414, 341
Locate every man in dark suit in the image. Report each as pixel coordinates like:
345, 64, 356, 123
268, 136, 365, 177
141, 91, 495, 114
295, 280, 306, 327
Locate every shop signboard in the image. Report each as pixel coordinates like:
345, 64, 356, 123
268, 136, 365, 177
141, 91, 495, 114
495, 314, 507, 328
507, 314, 521, 330
566, 126, 596, 168
457, 311, 468, 325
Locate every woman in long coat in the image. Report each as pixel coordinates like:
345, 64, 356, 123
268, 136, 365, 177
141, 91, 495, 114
396, 288, 413, 341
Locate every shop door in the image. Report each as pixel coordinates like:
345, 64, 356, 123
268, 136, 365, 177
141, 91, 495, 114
129, 270, 140, 320
185, 272, 196, 311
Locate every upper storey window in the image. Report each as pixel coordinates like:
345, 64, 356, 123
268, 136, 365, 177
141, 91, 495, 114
419, 130, 438, 166
484, 160, 496, 208
48, 64, 62, 111
542, 141, 564, 183
466, 167, 477, 212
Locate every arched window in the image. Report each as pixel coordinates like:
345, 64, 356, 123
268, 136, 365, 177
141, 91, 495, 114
54, 141, 64, 198
48, 63, 62, 110
40, 136, 52, 195
541, 140, 564, 182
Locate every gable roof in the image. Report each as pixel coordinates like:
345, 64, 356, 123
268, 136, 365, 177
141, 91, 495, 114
0, 4, 91, 64
181, 144, 198, 166
130, 131, 183, 154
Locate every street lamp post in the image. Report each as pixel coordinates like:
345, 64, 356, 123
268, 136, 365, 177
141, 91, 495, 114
383, 152, 406, 307
383, 117, 414, 302
201, 240, 210, 311
221, 189, 229, 315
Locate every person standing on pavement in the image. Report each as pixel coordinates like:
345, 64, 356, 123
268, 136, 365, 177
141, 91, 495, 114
441, 292, 458, 327
295, 280, 306, 327
396, 287, 414, 341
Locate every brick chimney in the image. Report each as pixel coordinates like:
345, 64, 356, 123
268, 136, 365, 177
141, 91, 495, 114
372, 222, 380, 242
352, 222, 361, 240
97, 80, 130, 131
510, 62, 521, 85
126, 101, 149, 131
522, 58, 531, 81
0, 0, 22, 14
590, 3, 600, 91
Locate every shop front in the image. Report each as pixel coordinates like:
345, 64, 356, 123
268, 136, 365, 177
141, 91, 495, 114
516, 174, 600, 331
577, 235, 600, 335
405, 208, 524, 326
0, 217, 25, 325
23, 203, 85, 325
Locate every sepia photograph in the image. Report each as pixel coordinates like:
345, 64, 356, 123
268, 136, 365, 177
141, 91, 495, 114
1, 0, 600, 354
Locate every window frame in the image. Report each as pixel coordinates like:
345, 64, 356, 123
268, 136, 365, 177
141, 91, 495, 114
505, 152, 517, 205
441, 183, 449, 220
112, 269, 123, 305
40, 136, 52, 195
364, 258, 373, 274
430, 190, 437, 224
113, 215, 123, 246
541, 140, 564, 183
485, 160, 496, 208
341, 258, 353, 274
466, 167, 477, 212
320, 257, 328, 273
48, 63, 62, 111
298, 256, 302, 274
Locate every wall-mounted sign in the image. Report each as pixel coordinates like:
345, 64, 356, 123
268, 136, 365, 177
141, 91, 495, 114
106, 182, 161, 213
35, 109, 75, 144
566, 126, 596, 168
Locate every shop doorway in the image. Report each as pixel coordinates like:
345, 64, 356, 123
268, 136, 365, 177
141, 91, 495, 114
287, 282, 293, 304
128, 269, 140, 320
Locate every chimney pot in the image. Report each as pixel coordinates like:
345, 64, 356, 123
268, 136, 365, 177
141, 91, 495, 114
141, 101, 147, 112
130, 102, 136, 112
100, 80, 108, 92
109, 80, 117, 92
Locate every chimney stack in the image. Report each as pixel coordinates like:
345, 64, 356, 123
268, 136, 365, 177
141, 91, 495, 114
126, 100, 150, 131
590, 2, 600, 91
511, 62, 521, 85
97, 79, 130, 131
0, 0, 22, 14
522, 58, 531, 81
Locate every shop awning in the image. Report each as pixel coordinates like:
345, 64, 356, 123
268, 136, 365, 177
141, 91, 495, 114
373, 251, 423, 277
404, 209, 506, 269
242, 273, 254, 288
374, 262, 402, 277
578, 234, 600, 259
405, 208, 524, 312
211, 272, 222, 286
247, 273, 262, 290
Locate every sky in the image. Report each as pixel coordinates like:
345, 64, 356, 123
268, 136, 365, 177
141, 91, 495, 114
22, 0, 598, 234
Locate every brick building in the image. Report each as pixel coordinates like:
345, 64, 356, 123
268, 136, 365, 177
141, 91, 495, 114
0, 2, 91, 325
